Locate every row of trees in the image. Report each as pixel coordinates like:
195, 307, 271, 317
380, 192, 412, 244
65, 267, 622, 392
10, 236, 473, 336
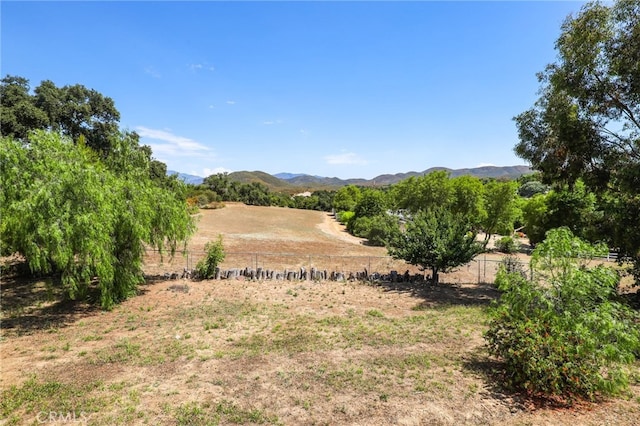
191, 167, 622, 263
189, 173, 334, 210
332, 172, 520, 283
334, 171, 521, 246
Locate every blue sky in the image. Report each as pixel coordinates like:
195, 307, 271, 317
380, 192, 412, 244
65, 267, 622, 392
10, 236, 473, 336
2, 1, 587, 179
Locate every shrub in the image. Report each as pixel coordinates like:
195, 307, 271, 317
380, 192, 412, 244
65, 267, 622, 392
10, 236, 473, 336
494, 255, 528, 292
485, 228, 640, 402
348, 214, 398, 246
496, 236, 519, 253
195, 236, 225, 279
337, 211, 355, 225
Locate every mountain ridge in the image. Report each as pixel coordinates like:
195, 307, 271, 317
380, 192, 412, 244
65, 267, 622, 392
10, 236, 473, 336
169, 165, 532, 188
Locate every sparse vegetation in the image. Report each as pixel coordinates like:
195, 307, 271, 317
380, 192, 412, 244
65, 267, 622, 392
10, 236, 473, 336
195, 236, 226, 279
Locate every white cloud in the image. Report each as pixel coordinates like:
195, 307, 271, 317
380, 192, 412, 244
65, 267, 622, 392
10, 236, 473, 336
324, 152, 368, 165
262, 120, 283, 125
197, 167, 233, 178
188, 63, 215, 72
226, 100, 236, 105
475, 163, 497, 167
136, 126, 212, 158
144, 66, 161, 79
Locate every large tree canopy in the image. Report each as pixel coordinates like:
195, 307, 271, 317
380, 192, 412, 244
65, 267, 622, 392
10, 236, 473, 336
388, 208, 482, 285
514, 0, 640, 190
1, 75, 174, 187
391, 170, 454, 214
1, 131, 195, 309
0, 76, 49, 139
513, 0, 640, 274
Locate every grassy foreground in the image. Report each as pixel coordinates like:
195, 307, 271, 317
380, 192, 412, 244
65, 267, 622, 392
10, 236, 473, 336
2, 276, 639, 425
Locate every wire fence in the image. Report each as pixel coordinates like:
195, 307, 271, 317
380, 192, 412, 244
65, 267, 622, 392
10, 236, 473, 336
142, 249, 533, 284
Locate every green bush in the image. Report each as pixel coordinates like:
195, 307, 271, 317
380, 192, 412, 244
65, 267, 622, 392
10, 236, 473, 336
348, 214, 398, 246
195, 236, 225, 279
337, 211, 355, 225
485, 228, 640, 402
495, 236, 519, 253
494, 255, 528, 292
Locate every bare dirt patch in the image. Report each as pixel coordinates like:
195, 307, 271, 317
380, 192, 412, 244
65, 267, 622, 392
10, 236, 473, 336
2, 204, 639, 425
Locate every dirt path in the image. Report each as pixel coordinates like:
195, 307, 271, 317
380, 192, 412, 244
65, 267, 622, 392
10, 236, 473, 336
316, 211, 369, 245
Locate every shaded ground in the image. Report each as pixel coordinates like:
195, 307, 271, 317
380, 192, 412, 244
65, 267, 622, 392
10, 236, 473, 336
2, 204, 639, 425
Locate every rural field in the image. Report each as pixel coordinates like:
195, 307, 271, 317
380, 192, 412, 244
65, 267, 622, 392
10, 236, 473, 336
1, 203, 639, 425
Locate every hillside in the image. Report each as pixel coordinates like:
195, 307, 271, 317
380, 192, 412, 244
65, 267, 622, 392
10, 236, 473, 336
171, 165, 532, 189
227, 170, 293, 190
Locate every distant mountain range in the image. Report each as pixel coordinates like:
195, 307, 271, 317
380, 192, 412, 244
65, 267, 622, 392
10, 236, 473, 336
169, 165, 532, 189
168, 171, 206, 185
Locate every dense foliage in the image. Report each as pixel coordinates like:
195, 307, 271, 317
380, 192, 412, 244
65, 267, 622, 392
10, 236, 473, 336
1, 130, 194, 308
388, 208, 483, 284
1, 76, 120, 155
514, 0, 640, 282
485, 228, 640, 401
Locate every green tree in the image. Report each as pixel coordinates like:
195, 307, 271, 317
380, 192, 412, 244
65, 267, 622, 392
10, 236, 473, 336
485, 228, 640, 401
35, 80, 121, 155
518, 180, 548, 198
391, 170, 453, 213
332, 185, 362, 213
0, 76, 49, 139
0, 131, 195, 309
238, 181, 271, 206
354, 189, 388, 218
481, 180, 520, 243
1, 76, 122, 155
388, 208, 482, 284
348, 214, 399, 247
544, 180, 599, 241
201, 172, 244, 201
514, 0, 640, 189
450, 175, 486, 227
513, 0, 640, 277
269, 192, 294, 208
521, 194, 548, 245
311, 190, 335, 212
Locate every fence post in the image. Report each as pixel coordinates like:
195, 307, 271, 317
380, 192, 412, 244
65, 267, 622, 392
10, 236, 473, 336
483, 255, 487, 282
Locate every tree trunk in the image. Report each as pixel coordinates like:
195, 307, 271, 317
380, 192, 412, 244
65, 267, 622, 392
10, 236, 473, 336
432, 267, 439, 285
482, 232, 491, 248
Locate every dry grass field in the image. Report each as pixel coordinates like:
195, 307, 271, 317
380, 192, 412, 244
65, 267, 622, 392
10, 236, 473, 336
1, 203, 639, 425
